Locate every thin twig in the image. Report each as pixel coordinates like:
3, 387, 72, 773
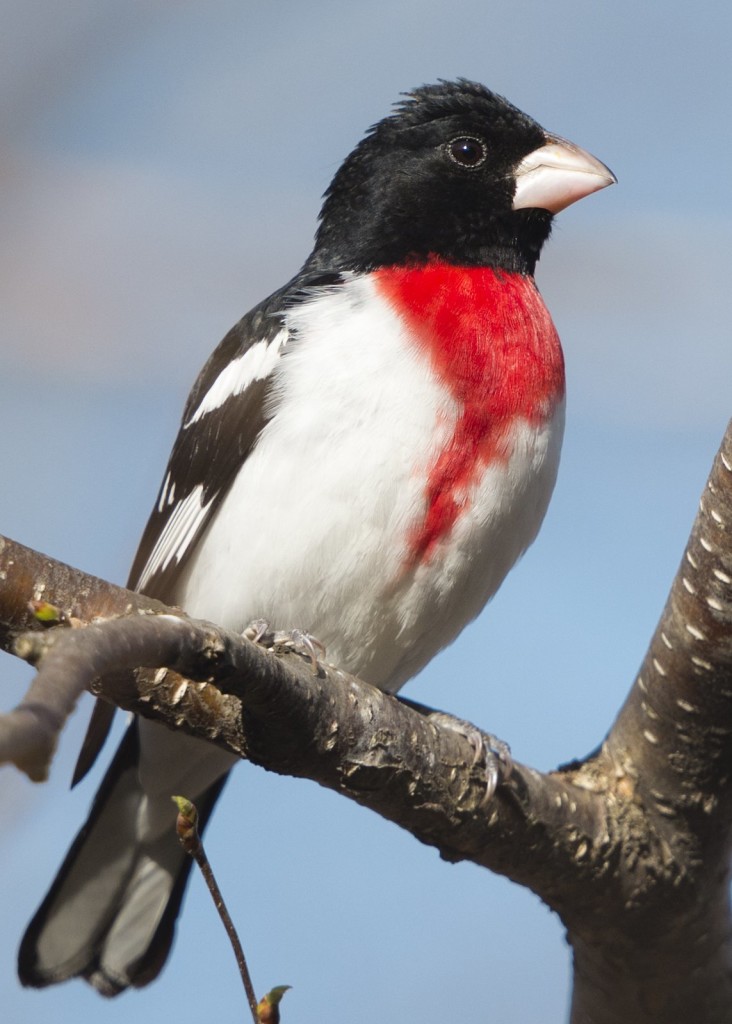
173, 796, 260, 1023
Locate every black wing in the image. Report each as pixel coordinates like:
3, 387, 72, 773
127, 288, 294, 601
73, 287, 288, 784
128, 271, 346, 600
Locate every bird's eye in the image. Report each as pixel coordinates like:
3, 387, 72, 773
447, 136, 487, 169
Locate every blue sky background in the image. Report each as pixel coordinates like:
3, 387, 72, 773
1, 3, 731, 1022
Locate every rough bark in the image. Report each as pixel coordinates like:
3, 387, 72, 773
2, 420, 732, 1024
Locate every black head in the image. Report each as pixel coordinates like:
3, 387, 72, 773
309, 79, 613, 276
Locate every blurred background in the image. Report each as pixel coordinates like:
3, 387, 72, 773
1, 2, 730, 1021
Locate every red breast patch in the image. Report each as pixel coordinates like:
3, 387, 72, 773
375, 260, 565, 565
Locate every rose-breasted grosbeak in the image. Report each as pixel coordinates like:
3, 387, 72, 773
18, 79, 614, 995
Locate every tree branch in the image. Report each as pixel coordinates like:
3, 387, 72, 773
0, 531, 607, 906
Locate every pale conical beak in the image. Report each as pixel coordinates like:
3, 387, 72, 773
512, 134, 616, 214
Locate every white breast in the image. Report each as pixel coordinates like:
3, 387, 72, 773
175, 274, 564, 692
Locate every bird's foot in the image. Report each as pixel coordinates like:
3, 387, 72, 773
429, 712, 512, 801
244, 619, 326, 673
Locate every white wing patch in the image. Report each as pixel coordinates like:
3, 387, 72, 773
184, 329, 288, 428
157, 472, 173, 513
137, 484, 210, 591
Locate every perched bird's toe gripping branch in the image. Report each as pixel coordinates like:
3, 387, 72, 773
243, 619, 326, 674
422, 710, 513, 801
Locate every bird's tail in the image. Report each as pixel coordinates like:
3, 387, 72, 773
18, 723, 228, 995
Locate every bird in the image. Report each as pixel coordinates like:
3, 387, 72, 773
18, 79, 614, 995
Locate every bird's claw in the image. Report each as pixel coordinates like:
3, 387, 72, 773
244, 618, 271, 645
429, 712, 512, 801
243, 619, 326, 673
